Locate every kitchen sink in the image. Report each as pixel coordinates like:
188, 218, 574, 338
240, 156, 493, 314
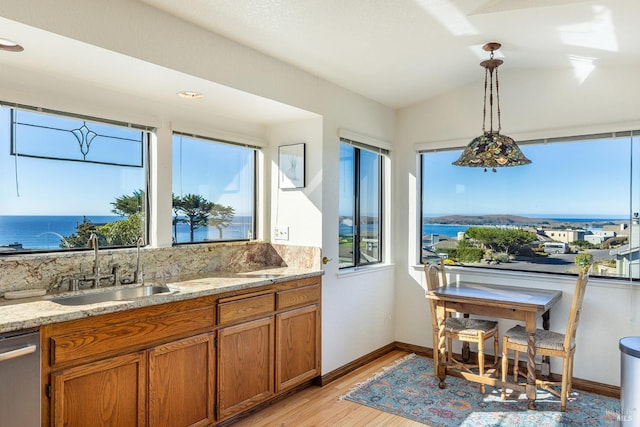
49, 284, 174, 306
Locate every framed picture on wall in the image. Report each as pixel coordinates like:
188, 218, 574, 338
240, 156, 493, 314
278, 143, 305, 188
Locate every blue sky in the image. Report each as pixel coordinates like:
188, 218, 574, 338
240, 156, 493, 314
422, 135, 638, 219
2, 106, 637, 220
339, 144, 381, 218
172, 134, 254, 217
0, 109, 254, 217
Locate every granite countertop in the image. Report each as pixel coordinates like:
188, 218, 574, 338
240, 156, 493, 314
0, 267, 323, 334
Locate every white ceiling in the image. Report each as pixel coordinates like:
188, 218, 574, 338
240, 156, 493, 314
140, 0, 640, 108
0, 0, 638, 128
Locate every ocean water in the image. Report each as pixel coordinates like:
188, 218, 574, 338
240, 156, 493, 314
0, 215, 253, 249
337, 216, 624, 240
3, 215, 624, 250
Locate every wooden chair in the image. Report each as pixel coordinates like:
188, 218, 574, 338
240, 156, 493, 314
500, 265, 590, 411
425, 259, 499, 392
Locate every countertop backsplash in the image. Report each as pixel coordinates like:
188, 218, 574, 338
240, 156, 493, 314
0, 241, 321, 297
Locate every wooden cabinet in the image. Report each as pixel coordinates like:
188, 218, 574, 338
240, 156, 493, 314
216, 278, 321, 420
275, 304, 320, 392
148, 333, 214, 427
42, 297, 217, 427
217, 317, 275, 420
41, 275, 321, 426
52, 352, 146, 427
275, 282, 321, 392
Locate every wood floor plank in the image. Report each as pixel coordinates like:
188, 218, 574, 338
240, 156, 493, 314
232, 350, 426, 426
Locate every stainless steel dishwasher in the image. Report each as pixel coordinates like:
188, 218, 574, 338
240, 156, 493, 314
0, 329, 41, 427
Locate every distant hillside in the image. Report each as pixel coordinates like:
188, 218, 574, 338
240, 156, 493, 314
423, 214, 558, 226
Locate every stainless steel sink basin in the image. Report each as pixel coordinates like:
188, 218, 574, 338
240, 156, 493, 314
49, 285, 174, 306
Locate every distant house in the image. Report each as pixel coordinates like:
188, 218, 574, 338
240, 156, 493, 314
543, 229, 584, 243
604, 223, 629, 235
584, 230, 617, 245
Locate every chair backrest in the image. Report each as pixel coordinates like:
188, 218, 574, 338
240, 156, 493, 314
424, 258, 447, 326
563, 265, 590, 350
425, 258, 447, 291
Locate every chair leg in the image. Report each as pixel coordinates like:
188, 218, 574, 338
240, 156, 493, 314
567, 353, 574, 396
560, 354, 571, 411
447, 336, 453, 364
501, 339, 508, 400
478, 336, 485, 393
513, 350, 520, 382
493, 331, 499, 364
432, 328, 439, 380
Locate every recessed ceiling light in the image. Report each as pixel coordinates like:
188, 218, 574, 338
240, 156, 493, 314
0, 38, 24, 52
177, 91, 204, 100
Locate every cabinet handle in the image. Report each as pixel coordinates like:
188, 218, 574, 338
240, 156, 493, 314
0, 344, 36, 362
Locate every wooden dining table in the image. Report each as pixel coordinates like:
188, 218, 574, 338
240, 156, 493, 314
426, 281, 562, 410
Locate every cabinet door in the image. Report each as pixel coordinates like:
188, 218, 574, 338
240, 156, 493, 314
275, 304, 320, 392
52, 352, 146, 427
148, 333, 214, 427
217, 316, 274, 420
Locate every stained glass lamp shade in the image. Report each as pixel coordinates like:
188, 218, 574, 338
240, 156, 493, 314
453, 42, 531, 172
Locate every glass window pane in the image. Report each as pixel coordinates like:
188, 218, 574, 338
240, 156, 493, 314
339, 144, 355, 268
421, 134, 640, 280
172, 134, 254, 244
339, 142, 383, 268
359, 149, 381, 264
0, 107, 147, 253
12, 109, 143, 166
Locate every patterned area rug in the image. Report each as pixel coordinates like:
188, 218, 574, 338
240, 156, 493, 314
341, 354, 622, 426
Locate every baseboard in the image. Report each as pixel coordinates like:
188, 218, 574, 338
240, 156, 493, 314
321, 341, 620, 399
319, 342, 395, 386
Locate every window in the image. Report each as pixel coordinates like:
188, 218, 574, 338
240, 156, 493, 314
0, 105, 148, 253
339, 140, 384, 268
172, 133, 255, 244
420, 132, 640, 280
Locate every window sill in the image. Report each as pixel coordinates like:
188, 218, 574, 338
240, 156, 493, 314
411, 263, 637, 289
337, 263, 394, 278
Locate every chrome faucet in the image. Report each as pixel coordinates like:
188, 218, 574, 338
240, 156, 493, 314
134, 237, 145, 284
87, 233, 101, 288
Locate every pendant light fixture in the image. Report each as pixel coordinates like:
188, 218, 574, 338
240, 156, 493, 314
453, 42, 531, 172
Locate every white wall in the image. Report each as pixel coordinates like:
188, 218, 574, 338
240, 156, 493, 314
267, 118, 324, 247
318, 85, 397, 370
395, 64, 640, 386
0, 0, 398, 375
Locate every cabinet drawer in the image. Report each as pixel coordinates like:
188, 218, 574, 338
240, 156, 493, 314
277, 284, 320, 310
218, 293, 275, 325
50, 306, 215, 366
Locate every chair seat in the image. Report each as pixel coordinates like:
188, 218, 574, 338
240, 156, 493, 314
445, 318, 498, 336
504, 325, 575, 351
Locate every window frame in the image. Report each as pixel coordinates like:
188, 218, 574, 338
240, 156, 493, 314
0, 102, 151, 254
339, 138, 385, 269
419, 130, 640, 282
171, 131, 258, 246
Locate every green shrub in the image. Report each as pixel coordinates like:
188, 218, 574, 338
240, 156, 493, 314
494, 252, 510, 263
437, 248, 458, 259
456, 246, 484, 263
574, 252, 594, 267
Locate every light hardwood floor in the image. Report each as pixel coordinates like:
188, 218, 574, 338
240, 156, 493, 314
232, 350, 427, 426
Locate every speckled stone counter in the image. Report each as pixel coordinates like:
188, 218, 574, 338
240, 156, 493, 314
0, 266, 323, 334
